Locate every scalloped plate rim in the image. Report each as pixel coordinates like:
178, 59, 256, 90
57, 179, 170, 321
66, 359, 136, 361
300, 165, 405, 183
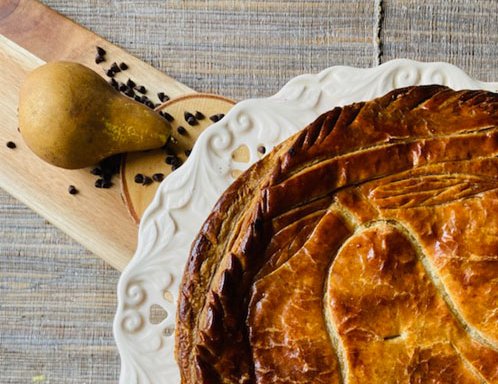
114, 59, 498, 384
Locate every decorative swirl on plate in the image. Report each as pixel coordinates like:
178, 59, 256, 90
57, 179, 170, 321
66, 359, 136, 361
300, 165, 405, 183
125, 282, 146, 307
113, 59, 498, 384
122, 311, 144, 334
392, 67, 421, 88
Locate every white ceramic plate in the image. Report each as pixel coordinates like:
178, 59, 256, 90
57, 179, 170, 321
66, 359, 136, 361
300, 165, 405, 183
113, 59, 498, 384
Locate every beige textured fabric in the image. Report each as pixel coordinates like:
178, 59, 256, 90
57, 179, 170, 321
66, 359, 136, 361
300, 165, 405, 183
1, 0, 497, 382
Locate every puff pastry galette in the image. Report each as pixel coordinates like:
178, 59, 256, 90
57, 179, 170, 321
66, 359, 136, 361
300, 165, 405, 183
176, 85, 498, 384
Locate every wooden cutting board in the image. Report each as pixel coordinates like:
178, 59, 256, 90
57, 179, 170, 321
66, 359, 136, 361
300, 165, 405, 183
0, 0, 195, 271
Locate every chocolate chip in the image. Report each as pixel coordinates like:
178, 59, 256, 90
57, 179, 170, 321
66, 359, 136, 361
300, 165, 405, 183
6, 141, 16, 149
145, 100, 155, 109
134, 173, 144, 184
124, 87, 135, 97
126, 79, 136, 88
105, 69, 115, 78
177, 126, 187, 136
101, 172, 113, 182
142, 176, 153, 185
101, 180, 113, 188
209, 113, 225, 122
96, 46, 106, 56
257, 145, 266, 154
152, 173, 164, 182
119, 62, 128, 70
171, 163, 181, 171
184, 149, 192, 157
90, 167, 102, 176
194, 111, 205, 120
95, 178, 104, 188
68, 185, 78, 195
99, 155, 121, 176
135, 85, 147, 94
109, 78, 119, 89
184, 112, 198, 126
95, 54, 105, 64
119, 83, 128, 93
171, 157, 182, 167
157, 92, 169, 102
134, 95, 142, 102
110, 62, 120, 73
161, 111, 174, 122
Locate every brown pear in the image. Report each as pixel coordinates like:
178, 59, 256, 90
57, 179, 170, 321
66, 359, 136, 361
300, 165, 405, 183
18, 61, 171, 169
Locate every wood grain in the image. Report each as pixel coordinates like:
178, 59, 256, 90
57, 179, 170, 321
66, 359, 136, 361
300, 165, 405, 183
0, 0, 196, 271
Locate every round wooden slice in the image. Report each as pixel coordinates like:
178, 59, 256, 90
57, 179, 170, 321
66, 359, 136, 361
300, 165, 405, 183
121, 93, 236, 223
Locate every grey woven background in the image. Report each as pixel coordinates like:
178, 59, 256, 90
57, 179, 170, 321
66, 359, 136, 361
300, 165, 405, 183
1, 0, 498, 383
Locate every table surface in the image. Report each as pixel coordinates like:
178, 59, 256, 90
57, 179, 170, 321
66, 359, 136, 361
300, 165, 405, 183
1, 1, 497, 382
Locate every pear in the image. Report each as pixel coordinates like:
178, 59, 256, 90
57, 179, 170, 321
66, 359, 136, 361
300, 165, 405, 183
18, 61, 171, 169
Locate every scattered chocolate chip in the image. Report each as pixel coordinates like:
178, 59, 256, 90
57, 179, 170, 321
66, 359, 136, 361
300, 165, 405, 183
101, 180, 113, 188
171, 163, 180, 171
134, 173, 144, 184
177, 126, 187, 136
101, 172, 113, 182
184, 112, 198, 126
6, 141, 16, 149
95, 178, 104, 188
135, 85, 147, 94
68, 185, 78, 195
126, 79, 136, 88
110, 62, 120, 73
157, 92, 169, 102
105, 69, 115, 78
90, 167, 102, 176
142, 176, 153, 186
109, 78, 119, 89
119, 62, 128, 70
209, 113, 225, 122
152, 173, 164, 182
194, 111, 205, 120
124, 87, 135, 97
145, 100, 155, 109
184, 149, 192, 157
134, 95, 142, 102
160, 111, 174, 122
96, 46, 106, 56
257, 145, 266, 154
119, 83, 128, 93
95, 54, 105, 64
171, 157, 182, 167
100, 155, 121, 176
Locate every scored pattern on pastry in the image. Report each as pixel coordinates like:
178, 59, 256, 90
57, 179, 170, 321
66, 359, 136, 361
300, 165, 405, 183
175, 85, 498, 383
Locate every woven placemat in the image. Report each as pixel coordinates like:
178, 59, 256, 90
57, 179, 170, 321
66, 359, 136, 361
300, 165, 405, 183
2, 0, 497, 382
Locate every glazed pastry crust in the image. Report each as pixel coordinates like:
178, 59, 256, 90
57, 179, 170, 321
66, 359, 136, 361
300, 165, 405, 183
175, 85, 498, 384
